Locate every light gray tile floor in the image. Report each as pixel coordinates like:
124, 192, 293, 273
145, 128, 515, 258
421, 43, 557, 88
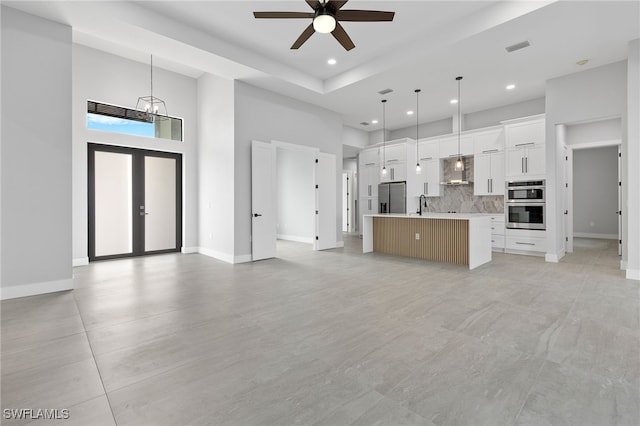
1, 237, 638, 425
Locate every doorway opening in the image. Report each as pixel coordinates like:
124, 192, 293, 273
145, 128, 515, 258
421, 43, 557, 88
88, 143, 182, 261
562, 120, 621, 257
250, 140, 337, 261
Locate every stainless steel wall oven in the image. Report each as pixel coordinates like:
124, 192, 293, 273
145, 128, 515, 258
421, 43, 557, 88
506, 180, 545, 230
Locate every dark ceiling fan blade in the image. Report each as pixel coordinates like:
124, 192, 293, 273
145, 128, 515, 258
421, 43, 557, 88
331, 22, 355, 51
327, 0, 349, 10
254, 11, 315, 19
306, 0, 321, 10
291, 24, 316, 49
337, 10, 395, 22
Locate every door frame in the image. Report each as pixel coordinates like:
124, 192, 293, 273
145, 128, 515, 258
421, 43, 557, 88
564, 139, 621, 254
88, 143, 182, 261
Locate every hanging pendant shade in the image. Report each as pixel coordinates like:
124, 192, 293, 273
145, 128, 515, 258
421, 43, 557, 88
454, 76, 465, 172
136, 54, 168, 122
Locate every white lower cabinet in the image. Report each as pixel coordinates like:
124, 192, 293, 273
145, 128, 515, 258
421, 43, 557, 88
505, 228, 546, 255
360, 197, 378, 235
489, 215, 505, 252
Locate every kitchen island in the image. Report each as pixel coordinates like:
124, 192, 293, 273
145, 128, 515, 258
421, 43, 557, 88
362, 213, 492, 269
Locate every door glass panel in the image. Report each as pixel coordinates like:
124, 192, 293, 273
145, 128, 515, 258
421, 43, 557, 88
144, 156, 176, 251
94, 151, 132, 256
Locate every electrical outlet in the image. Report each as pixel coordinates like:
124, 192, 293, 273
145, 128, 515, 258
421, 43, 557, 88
415, 233, 420, 240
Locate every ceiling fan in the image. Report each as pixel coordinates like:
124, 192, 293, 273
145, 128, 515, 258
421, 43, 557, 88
253, 0, 395, 51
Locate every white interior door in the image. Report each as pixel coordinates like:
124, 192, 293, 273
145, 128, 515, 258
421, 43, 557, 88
314, 152, 337, 250
251, 140, 277, 260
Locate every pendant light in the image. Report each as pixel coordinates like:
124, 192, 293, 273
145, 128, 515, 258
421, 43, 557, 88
381, 99, 387, 176
136, 54, 168, 122
414, 89, 421, 174
454, 76, 464, 172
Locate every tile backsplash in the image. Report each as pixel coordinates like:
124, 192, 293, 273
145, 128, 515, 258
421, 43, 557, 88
415, 156, 504, 214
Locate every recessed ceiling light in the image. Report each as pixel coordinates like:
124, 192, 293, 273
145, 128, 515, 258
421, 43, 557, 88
406, 110, 414, 115
450, 99, 458, 104
576, 59, 589, 66
371, 119, 379, 124
327, 58, 337, 65
506, 84, 516, 90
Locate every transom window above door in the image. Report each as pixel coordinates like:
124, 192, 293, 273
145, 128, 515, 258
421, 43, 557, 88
87, 100, 183, 141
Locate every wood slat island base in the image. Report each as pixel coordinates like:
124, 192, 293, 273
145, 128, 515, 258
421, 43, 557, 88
362, 214, 492, 270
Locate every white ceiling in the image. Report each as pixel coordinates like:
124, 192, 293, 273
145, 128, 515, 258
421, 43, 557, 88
6, 1, 640, 133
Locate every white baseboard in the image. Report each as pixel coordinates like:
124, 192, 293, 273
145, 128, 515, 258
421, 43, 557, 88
72, 257, 89, 267
181, 247, 199, 254
626, 268, 640, 281
234, 254, 252, 263
621, 260, 628, 270
197, 247, 234, 264
545, 253, 559, 263
277, 234, 314, 244
573, 233, 617, 240
1, 278, 73, 300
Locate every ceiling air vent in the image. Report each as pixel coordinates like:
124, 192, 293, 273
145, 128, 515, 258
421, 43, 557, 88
505, 40, 531, 53
377, 88, 393, 95
360, 121, 370, 126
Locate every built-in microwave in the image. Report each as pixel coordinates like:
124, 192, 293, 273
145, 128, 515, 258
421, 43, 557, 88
506, 180, 545, 203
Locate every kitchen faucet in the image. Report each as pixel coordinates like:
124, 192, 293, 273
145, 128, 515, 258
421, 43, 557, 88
418, 194, 427, 216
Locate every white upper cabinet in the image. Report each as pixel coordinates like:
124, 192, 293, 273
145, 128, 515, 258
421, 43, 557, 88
474, 151, 504, 196
417, 140, 439, 160
382, 143, 406, 163
473, 129, 505, 153
358, 147, 379, 167
410, 158, 441, 198
505, 118, 544, 148
504, 116, 546, 179
439, 135, 473, 158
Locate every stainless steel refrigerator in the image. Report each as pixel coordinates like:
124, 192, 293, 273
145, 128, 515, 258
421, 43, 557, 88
378, 182, 406, 214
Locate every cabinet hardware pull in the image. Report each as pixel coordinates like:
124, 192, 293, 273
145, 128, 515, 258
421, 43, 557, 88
420, 157, 433, 161
522, 157, 525, 173
488, 179, 490, 193
515, 142, 535, 147
387, 159, 399, 163
525, 157, 529, 173
482, 149, 499, 153
515, 241, 535, 246
365, 162, 375, 166
448, 154, 460, 158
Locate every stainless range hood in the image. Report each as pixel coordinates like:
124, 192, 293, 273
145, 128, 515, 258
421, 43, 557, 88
441, 157, 471, 185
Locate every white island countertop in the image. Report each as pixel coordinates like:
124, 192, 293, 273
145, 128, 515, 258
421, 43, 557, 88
364, 213, 497, 220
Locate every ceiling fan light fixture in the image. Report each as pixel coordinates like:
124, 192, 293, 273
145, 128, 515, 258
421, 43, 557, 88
313, 12, 336, 33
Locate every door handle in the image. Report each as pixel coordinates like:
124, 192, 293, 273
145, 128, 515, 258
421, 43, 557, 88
139, 212, 149, 216
253, 213, 262, 217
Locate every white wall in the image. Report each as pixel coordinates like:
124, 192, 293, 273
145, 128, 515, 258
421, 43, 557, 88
390, 117, 452, 141
234, 81, 343, 258
197, 73, 237, 262
276, 147, 314, 243
545, 61, 628, 263
566, 118, 621, 145
342, 125, 368, 150
72, 45, 198, 265
1, 7, 72, 299
626, 39, 640, 280
573, 147, 618, 237
464, 98, 545, 130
